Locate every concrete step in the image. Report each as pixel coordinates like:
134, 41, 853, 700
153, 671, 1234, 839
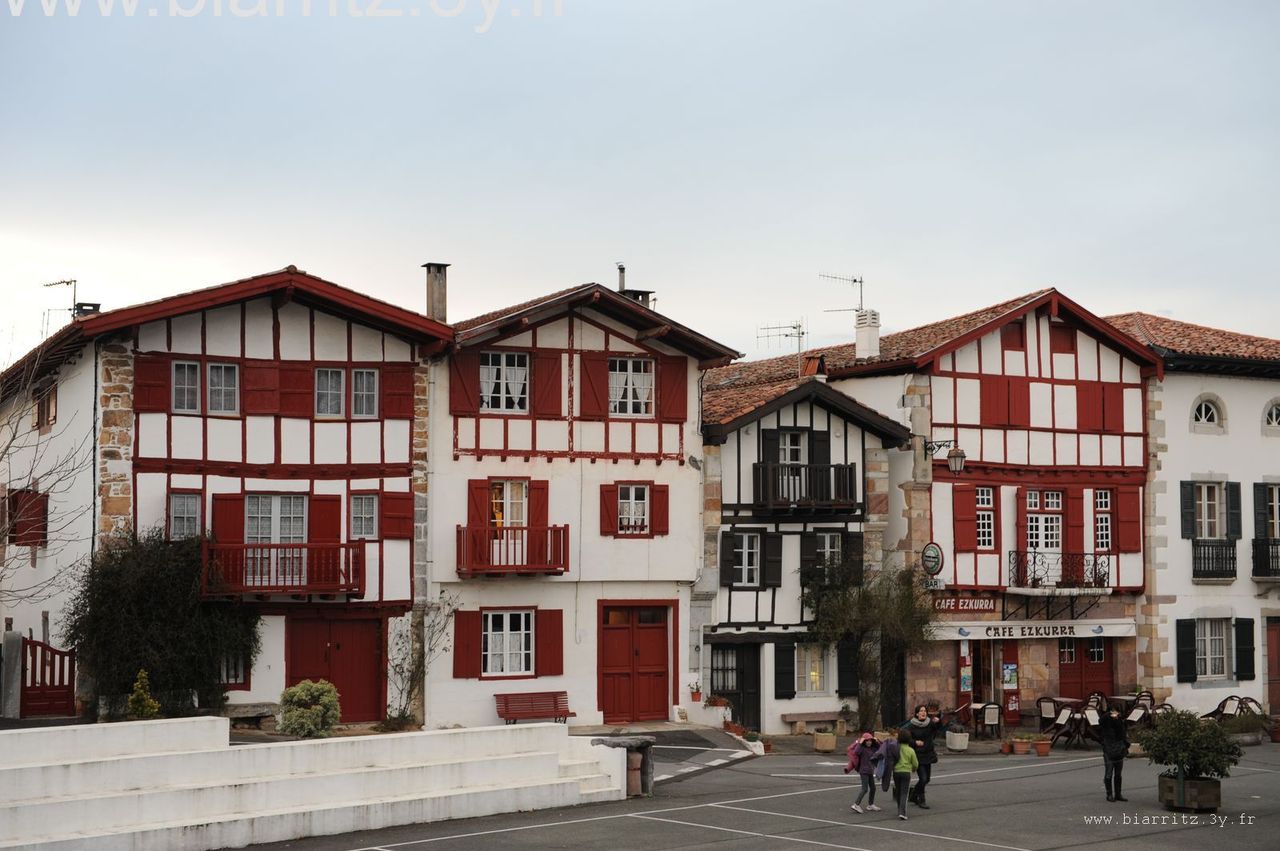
0, 776, 586, 851
0, 718, 228, 768
577, 773, 620, 804
558, 758, 600, 779
0, 751, 563, 842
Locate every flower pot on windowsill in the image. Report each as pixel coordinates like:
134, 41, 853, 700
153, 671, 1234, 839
690, 691, 702, 703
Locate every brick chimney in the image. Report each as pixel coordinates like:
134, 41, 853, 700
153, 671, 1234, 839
855, 309, 881, 359
423, 262, 449, 323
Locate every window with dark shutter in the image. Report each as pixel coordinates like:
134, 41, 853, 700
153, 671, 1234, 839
380, 492, 414, 539
774, 642, 797, 700
1049, 324, 1076, 354
844, 531, 865, 585
719, 530, 736, 587
1009, 378, 1031, 427
1180, 482, 1196, 539
133, 354, 171, 413
1077, 384, 1103, 432
1226, 482, 1242, 540
1102, 384, 1125, 434
380, 364, 414, 419
953, 485, 978, 552
980, 377, 1010, 426
528, 481, 550, 566
242, 363, 280, 415
1116, 486, 1142, 553
1001, 322, 1025, 351
1234, 618, 1255, 681
599, 484, 619, 536
799, 533, 819, 588
836, 635, 860, 698
278, 365, 315, 417
762, 533, 783, 587
8, 490, 48, 547
1175, 619, 1197, 683
650, 485, 670, 536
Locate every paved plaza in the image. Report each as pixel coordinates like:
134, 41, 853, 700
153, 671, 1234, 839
248, 741, 1278, 851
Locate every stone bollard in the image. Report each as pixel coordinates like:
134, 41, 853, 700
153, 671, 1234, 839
590, 735, 656, 797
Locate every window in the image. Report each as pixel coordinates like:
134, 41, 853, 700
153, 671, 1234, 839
352, 369, 378, 418
618, 484, 649, 535
1049, 324, 1076, 354
351, 494, 378, 539
1195, 483, 1222, 539
315, 368, 345, 416
173, 362, 200, 412
34, 385, 57, 430
795, 644, 826, 694
1095, 489, 1112, 552
1267, 403, 1280, 429
976, 487, 995, 550
608, 357, 654, 417
207, 364, 238, 414
169, 493, 201, 540
734, 533, 761, 586
490, 480, 528, 527
1044, 491, 1063, 511
1266, 485, 1280, 540
816, 531, 842, 567
1195, 619, 1230, 679
779, 431, 805, 464
1001, 322, 1025, 351
1193, 400, 1220, 426
1088, 637, 1105, 663
245, 494, 307, 585
219, 654, 248, 688
1026, 490, 1063, 551
479, 351, 529, 413
482, 610, 533, 676
1058, 638, 1076, 664
710, 645, 738, 694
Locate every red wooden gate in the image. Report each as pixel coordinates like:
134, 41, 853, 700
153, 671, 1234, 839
20, 638, 76, 717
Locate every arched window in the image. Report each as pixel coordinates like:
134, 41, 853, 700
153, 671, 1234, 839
1264, 400, 1280, 433
1193, 400, 1220, 425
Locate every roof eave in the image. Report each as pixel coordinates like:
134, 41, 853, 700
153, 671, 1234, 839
1155, 349, 1280, 379
703, 380, 910, 447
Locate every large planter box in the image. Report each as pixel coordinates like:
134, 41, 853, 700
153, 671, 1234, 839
945, 731, 969, 752
1157, 774, 1221, 812
813, 731, 837, 753
1229, 732, 1263, 747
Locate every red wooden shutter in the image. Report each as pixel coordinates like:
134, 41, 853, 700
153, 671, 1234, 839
1077, 384, 1103, 432
1008, 378, 1030, 427
133, 354, 170, 413
452, 610, 482, 679
578, 352, 609, 420
1049, 325, 1076, 354
449, 350, 481, 416
1102, 384, 1125, 434
535, 609, 564, 677
467, 480, 490, 525
528, 480, 550, 566
980, 377, 1010, 426
953, 485, 978, 552
241, 363, 280, 415
1065, 489, 1084, 555
380, 492, 413, 539
10, 491, 48, 546
657, 355, 688, 423
1001, 322, 1025, 351
599, 484, 619, 536
1015, 487, 1028, 552
278, 365, 314, 417
1116, 486, 1142, 553
381, 365, 415, 419
651, 484, 670, 536
308, 495, 342, 544
211, 494, 245, 544
530, 352, 562, 418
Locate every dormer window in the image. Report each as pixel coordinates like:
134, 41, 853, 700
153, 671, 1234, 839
608, 357, 654, 417
480, 352, 529, 413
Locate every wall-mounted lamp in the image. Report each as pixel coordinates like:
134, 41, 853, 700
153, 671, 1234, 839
923, 438, 967, 474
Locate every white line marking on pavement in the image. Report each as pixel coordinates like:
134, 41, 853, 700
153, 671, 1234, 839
712, 804, 1034, 851
770, 755, 1100, 781
1234, 765, 1278, 773
650, 745, 743, 751
629, 813, 877, 850
654, 774, 673, 781
707, 758, 728, 766
678, 766, 699, 773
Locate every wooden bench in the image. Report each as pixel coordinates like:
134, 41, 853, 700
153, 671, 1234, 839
495, 691, 576, 724
780, 712, 848, 735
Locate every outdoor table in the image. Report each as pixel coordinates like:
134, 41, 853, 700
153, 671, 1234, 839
1107, 694, 1139, 713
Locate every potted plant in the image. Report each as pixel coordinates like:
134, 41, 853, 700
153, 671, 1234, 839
945, 719, 970, 752
1000, 739, 1013, 755
760, 736, 774, 754
1011, 733, 1035, 755
813, 725, 837, 753
688, 680, 703, 703
1219, 712, 1267, 747
706, 694, 729, 708
1137, 709, 1242, 812
744, 730, 760, 742
1032, 734, 1052, 757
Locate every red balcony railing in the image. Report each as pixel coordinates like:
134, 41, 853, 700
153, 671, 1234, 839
456, 525, 570, 578
202, 542, 365, 596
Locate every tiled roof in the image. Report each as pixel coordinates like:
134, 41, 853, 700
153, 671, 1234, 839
454, 284, 594, 332
706, 288, 1054, 393
1104, 312, 1280, 362
703, 379, 803, 426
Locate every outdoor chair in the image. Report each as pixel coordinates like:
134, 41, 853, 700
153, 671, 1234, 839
1201, 695, 1241, 721
1124, 703, 1149, 729
1133, 690, 1155, 710
976, 702, 1002, 739
1036, 696, 1058, 732
1049, 707, 1077, 747
1082, 707, 1104, 745
1085, 691, 1107, 710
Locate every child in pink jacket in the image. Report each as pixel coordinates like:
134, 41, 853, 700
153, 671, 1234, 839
843, 732, 882, 813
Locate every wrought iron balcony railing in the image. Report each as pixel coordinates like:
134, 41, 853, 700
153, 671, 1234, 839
1251, 538, 1280, 579
1007, 551, 1110, 589
1192, 539, 1237, 580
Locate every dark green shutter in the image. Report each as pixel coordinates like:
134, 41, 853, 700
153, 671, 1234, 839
719, 531, 736, 587
810, 431, 831, 502
1254, 484, 1269, 539
1226, 482, 1242, 540
799, 533, 819, 588
845, 531, 865, 586
1180, 482, 1196, 539
757, 430, 781, 506
1234, 618, 1256, 681
774, 642, 796, 700
836, 635, 860, 698
762, 533, 783, 587
1175, 619, 1198, 683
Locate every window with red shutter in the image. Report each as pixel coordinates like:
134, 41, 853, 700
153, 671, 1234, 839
1065, 489, 1084, 554
651, 484, 670, 536
534, 609, 564, 677
380, 364, 415, 419
8, 490, 48, 547
380, 492, 414, 539
528, 481, 549, 566
211, 494, 245, 545
1102, 384, 1125, 434
449, 350, 481, 416
530, 352, 562, 418
242, 363, 280, 415
133, 354, 170, 413
1049, 325, 1076, 354
1077, 384, 1103, 432
980, 377, 1011, 426
1008, 378, 1031, 427
657, 355, 687, 423
278, 365, 314, 417
578, 352, 609, 420
1116, 486, 1142, 553
599, 484, 619, 536
1001, 322, 1025, 351
452, 611, 482, 679
953, 485, 978, 552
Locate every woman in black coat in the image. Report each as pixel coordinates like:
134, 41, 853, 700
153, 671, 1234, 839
1098, 708, 1129, 802
900, 704, 944, 808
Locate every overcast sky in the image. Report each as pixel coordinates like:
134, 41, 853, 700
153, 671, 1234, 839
2, 0, 1276, 365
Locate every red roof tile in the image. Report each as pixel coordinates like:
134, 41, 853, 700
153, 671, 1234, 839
1104, 313, 1280, 362
703, 379, 804, 426
454, 284, 594, 332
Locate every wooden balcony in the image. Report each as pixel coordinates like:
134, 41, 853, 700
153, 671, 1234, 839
751, 463, 858, 511
1007, 551, 1110, 590
202, 542, 364, 597
456, 525, 570, 578
1252, 539, 1280, 582
1192, 539, 1237, 581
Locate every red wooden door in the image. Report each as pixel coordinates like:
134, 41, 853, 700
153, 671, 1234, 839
1058, 637, 1114, 699
287, 618, 383, 723
1267, 622, 1280, 712
600, 606, 669, 724
19, 638, 76, 717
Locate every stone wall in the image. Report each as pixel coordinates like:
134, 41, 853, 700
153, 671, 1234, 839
1137, 376, 1173, 701
97, 337, 134, 544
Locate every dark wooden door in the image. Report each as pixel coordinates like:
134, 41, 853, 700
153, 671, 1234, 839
600, 606, 669, 724
711, 644, 761, 731
1267, 621, 1280, 712
1058, 637, 1114, 699
287, 618, 383, 723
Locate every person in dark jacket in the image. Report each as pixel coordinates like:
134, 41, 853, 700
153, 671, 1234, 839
1098, 707, 1129, 802
900, 703, 944, 808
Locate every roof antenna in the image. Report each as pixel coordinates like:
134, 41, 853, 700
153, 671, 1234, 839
40, 279, 77, 337
756, 318, 807, 376
819, 273, 864, 309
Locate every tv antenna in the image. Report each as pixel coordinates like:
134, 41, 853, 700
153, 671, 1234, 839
818, 273, 864, 310
41, 279, 78, 337
757, 318, 808, 376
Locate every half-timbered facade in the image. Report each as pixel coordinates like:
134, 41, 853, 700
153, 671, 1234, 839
696, 367, 910, 735
1107, 312, 1280, 714
425, 273, 739, 727
0, 267, 451, 721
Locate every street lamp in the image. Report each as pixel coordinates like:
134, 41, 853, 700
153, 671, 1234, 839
922, 438, 966, 474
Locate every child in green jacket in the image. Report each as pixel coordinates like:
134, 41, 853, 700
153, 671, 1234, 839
892, 728, 919, 820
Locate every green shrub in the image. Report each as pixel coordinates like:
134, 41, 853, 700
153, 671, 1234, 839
1136, 709, 1242, 779
279, 679, 342, 738
127, 670, 161, 720
1219, 712, 1268, 735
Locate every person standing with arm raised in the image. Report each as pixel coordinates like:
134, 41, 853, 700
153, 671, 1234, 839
900, 703, 944, 809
